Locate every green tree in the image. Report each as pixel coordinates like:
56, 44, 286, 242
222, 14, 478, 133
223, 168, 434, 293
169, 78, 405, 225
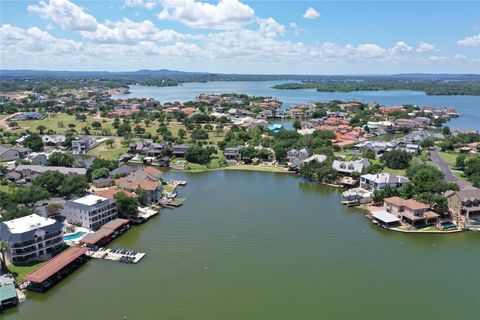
92, 168, 110, 180
455, 154, 467, 170
33, 171, 66, 194
382, 150, 412, 169
60, 175, 89, 197
23, 133, 44, 152
178, 128, 187, 139
114, 192, 138, 217
48, 152, 75, 167
185, 146, 212, 164
36, 125, 47, 134
293, 119, 302, 130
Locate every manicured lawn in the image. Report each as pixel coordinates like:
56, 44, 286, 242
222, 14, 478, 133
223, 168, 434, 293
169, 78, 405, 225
7, 261, 44, 282
382, 167, 407, 176
0, 183, 15, 193
454, 171, 468, 180
86, 138, 127, 160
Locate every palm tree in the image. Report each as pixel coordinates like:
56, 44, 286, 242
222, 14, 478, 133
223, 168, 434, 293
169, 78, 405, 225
0, 240, 8, 272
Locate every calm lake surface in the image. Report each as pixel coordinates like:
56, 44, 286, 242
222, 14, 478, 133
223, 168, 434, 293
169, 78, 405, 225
6, 171, 480, 320
112, 81, 480, 131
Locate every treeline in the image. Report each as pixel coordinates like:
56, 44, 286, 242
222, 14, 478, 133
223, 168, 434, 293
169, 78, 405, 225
272, 79, 480, 96
0, 77, 179, 92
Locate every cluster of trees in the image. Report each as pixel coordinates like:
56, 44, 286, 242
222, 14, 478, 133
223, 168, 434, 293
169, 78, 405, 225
381, 150, 413, 169
456, 155, 480, 187
298, 158, 338, 183
185, 145, 217, 164
273, 79, 480, 96
0, 171, 89, 221
439, 132, 480, 151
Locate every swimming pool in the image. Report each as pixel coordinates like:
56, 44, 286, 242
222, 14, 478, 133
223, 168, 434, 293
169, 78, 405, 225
63, 231, 87, 242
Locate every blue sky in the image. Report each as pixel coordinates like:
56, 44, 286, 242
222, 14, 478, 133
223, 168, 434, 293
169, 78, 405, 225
0, 0, 479, 74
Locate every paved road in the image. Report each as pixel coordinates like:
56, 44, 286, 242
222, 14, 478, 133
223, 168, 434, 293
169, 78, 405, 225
429, 149, 457, 182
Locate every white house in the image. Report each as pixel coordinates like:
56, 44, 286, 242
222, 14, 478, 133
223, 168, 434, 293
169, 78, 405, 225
63, 195, 118, 230
0, 214, 64, 264
360, 173, 409, 191
332, 159, 371, 175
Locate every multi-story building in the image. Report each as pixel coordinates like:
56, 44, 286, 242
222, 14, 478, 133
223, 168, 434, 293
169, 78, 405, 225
63, 195, 118, 230
383, 197, 439, 227
0, 214, 64, 265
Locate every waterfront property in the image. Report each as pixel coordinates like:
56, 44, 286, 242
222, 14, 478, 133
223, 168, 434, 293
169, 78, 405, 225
0, 214, 64, 265
383, 197, 440, 227
116, 166, 164, 204
22, 247, 88, 292
360, 173, 409, 191
371, 210, 401, 228
13, 165, 87, 176
63, 195, 118, 231
332, 159, 370, 175
0, 273, 18, 311
446, 188, 480, 230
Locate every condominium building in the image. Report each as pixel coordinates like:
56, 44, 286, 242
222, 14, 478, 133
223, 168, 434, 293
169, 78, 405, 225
63, 195, 118, 230
0, 214, 64, 265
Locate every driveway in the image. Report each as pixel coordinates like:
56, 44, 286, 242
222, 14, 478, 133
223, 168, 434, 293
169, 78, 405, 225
429, 149, 457, 182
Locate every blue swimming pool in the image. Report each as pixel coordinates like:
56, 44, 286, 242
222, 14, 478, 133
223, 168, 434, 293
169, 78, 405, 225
63, 231, 87, 241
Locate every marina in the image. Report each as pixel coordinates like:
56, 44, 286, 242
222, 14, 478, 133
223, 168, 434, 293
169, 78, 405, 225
86, 248, 145, 264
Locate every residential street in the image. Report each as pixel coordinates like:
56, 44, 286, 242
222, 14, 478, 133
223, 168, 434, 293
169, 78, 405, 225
429, 149, 457, 182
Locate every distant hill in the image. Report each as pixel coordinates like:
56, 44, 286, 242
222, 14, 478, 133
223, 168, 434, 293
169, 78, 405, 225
1, 69, 478, 81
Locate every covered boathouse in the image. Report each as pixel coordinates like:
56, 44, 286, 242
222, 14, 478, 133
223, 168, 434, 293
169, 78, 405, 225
79, 218, 129, 248
23, 246, 88, 292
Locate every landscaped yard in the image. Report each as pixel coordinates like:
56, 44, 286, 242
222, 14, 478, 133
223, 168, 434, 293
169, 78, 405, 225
86, 138, 127, 160
7, 261, 44, 282
381, 167, 407, 176
438, 151, 458, 165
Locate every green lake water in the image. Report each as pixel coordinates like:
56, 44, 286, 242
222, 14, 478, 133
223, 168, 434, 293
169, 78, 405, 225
5, 171, 480, 319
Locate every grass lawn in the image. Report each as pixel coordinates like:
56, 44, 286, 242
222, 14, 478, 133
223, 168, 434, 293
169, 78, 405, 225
7, 261, 44, 282
454, 171, 468, 180
86, 138, 127, 160
382, 167, 407, 176
0, 183, 15, 193
224, 164, 291, 173
0, 114, 9, 120
17, 113, 115, 135
438, 151, 458, 165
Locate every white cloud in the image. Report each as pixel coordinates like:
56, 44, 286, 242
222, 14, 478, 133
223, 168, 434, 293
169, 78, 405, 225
124, 0, 156, 10
80, 19, 185, 44
158, 0, 255, 29
416, 41, 436, 52
289, 22, 303, 36
457, 33, 480, 47
303, 7, 320, 20
27, 0, 98, 31
257, 18, 285, 38
390, 41, 412, 54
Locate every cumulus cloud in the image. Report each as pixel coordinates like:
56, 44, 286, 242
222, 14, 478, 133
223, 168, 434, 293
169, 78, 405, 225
158, 0, 255, 29
390, 41, 412, 54
416, 41, 436, 52
303, 7, 320, 19
80, 19, 185, 44
257, 18, 285, 38
289, 22, 303, 36
124, 0, 156, 10
457, 33, 480, 47
27, 0, 98, 31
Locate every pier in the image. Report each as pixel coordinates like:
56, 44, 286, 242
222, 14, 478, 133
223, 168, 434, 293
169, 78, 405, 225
87, 248, 145, 264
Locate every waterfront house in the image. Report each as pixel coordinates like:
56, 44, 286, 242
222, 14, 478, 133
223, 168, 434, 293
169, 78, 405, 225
383, 197, 439, 227
332, 159, 370, 175
303, 154, 327, 165
446, 189, 480, 230
360, 173, 409, 191
172, 144, 194, 157
0, 274, 18, 311
224, 146, 243, 161
286, 148, 310, 163
0, 214, 64, 264
342, 187, 372, 204
63, 194, 118, 231
116, 166, 163, 204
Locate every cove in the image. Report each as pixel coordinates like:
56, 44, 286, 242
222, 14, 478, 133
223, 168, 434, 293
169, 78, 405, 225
5, 171, 479, 320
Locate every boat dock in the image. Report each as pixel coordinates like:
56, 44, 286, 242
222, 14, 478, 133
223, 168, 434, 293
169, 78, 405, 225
87, 248, 145, 264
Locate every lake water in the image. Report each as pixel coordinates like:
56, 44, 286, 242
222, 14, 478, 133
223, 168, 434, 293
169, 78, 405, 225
112, 81, 480, 131
6, 171, 480, 320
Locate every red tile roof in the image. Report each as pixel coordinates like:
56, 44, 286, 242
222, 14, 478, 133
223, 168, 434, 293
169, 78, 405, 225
23, 247, 88, 283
